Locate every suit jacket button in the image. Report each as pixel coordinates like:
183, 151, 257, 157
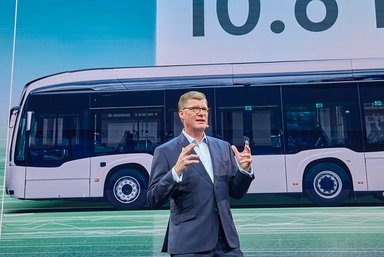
213, 208, 218, 213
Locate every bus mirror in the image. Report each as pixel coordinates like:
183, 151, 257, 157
26, 111, 33, 132
9, 106, 20, 128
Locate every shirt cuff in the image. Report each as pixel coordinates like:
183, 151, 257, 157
239, 167, 254, 177
235, 159, 254, 177
172, 167, 183, 183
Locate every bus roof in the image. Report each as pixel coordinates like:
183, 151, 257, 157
25, 58, 384, 95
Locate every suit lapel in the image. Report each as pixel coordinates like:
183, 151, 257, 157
177, 133, 213, 185
208, 137, 221, 182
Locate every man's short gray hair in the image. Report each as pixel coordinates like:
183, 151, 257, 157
178, 91, 207, 110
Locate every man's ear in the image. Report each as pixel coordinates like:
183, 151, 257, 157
178, 110, 184, 122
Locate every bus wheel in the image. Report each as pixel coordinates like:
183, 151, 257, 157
304, 163, 351, 206
105, 168, 148, 209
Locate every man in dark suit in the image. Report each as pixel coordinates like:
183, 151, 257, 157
147, 91, 254, 256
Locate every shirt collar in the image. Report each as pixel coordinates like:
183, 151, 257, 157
182, 130, 208, 144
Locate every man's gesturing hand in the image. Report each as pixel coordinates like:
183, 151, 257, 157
174, 143, 200, 176
231, 141, 252, 172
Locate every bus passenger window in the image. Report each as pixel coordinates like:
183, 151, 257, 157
216, 87, 283, 155
93, 108, 163, 155
360, 84, 384, 150
283, 84, 362, 153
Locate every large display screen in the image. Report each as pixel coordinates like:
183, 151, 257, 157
157, 0, 384, 65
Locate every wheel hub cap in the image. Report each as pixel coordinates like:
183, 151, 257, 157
114, 176, 140, 203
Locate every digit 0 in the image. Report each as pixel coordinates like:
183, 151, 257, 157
295, 0, 338, 32
217, 0, 261, 36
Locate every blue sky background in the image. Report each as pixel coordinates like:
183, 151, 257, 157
0, 0, 156, 146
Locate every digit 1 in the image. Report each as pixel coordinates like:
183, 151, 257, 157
193, 0, 205, 37
295, 0, 338, 32
216, 0, 260, 36
375, 0, 384, 28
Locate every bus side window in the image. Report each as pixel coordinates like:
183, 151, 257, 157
216, 87, 283, 155
283, 84, 362, 153
360, 83, 384, 151
93, 107, 163, 155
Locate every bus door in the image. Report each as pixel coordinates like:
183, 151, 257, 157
360, 82, 384, 192
216, 87, 286, 194
23, 93, 91, 199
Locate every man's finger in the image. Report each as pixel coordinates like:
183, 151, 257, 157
231, 145, 240, 157
185, 159, 200, 165
181, 143, 196, 155
238, 152, 252, 158
243, 141, 251, 153
185, 154, 200, 161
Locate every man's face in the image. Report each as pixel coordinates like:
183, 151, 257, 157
179, 99, 209, 134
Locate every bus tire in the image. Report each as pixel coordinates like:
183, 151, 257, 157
105, 168, 148, 209
304, 162, 351, 206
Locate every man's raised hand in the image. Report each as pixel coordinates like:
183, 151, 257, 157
231, 141, 252, 172
174, 143, 200, 176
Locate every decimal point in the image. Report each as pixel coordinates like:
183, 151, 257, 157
271, 20, 285, 34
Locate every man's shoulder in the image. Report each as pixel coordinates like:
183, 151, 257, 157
158, 136, 180, 150
158, 134, 230, 149
207, 136, 230, 147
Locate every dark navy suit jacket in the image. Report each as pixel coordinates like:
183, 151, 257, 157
147, 133, 254, 255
